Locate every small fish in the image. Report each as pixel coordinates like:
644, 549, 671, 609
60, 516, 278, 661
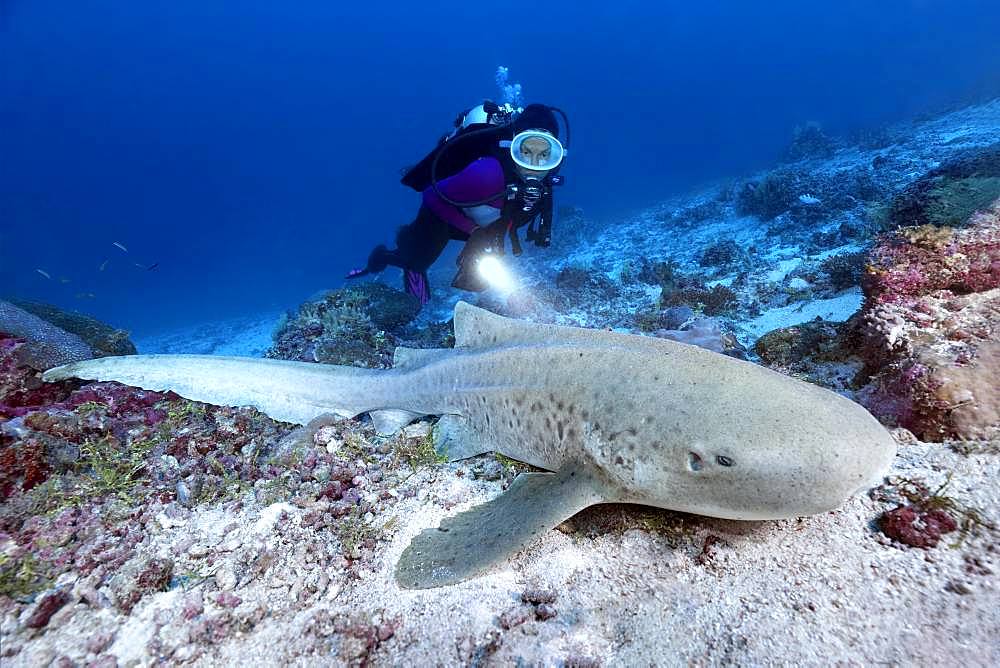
99, 259, 109, 272
59, 277, 71, 284
35, 269, 51, 280
133, 262, 146, 269
75, 292, 96, 299
113, 241, 129, 253
146, 262, 159, 271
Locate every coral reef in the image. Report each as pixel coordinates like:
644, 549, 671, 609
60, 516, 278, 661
782, 122, 836, 162
697, 239, 745, 270
553, 266, 618, 300
753, 319, 863, 391
0, 301, 93, 370
854, 201, 1000, 440
737, 170, 798, 221
886, 143, 1000, 229
819, 251, 866, 291
268, 283, 420, 368
0, 334, 79, 422
6, 299, 136, 357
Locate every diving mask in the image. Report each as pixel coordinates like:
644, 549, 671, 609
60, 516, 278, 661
502, 130, 565, 171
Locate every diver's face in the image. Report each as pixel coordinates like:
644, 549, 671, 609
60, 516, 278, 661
518, 137, 553, 168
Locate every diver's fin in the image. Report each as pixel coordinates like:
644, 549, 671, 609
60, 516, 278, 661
433, 414, 491, 461
42, 354, 382, 426
395, 461, 607, 588
369, 409, 423, 435
391, 346, 451, 370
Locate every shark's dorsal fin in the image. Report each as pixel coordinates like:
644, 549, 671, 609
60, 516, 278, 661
453, 301, 693, 354
453, 301, 559, 349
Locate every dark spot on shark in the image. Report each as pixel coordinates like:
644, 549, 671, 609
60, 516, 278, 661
626, 427, 637, 437
651, 441, 662, 450
566, 427, 577, 441
557, 400, 564, 410
614, 456, 625, 465
557, 421, 564, 440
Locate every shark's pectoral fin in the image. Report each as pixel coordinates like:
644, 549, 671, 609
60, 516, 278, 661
433, 415, 491, 461
369, 409, 423, 435
395, 462, 606, 588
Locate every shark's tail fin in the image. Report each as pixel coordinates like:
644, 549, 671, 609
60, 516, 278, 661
43, 354, 385, 425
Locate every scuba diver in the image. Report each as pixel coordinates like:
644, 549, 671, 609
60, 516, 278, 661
346, 102, 569, 304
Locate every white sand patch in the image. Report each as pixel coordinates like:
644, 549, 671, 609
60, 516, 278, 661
743, 289, 864, 341
134, 311, 282, 357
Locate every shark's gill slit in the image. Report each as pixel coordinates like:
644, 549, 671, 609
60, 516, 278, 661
688, 452, 703, 471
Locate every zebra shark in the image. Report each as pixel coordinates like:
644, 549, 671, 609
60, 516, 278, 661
43, 301, 896, 588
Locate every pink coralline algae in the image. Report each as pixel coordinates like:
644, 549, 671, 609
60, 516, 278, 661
856, 201, 1000, 440
66, 382, 173, 426
24, 589, 71, 629
879, 505, 958, 548
0, 334, 75, 420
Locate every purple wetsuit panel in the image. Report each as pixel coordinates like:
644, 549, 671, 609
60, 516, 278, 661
422, 157, 505, 235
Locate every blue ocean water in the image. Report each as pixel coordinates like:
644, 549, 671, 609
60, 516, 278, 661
2, 0, 999, 336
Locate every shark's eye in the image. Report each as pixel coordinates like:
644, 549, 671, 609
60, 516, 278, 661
716, 455, 734, 467
687, 452, 703, 471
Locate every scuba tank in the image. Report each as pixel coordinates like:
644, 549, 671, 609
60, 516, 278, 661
400, 101, 519, 192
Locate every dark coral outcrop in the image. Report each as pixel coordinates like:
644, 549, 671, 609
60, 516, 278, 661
268, 283, 420, 368
6, 299, 136, 357
885, 143, 1000, 230
0, 300, 94, 370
